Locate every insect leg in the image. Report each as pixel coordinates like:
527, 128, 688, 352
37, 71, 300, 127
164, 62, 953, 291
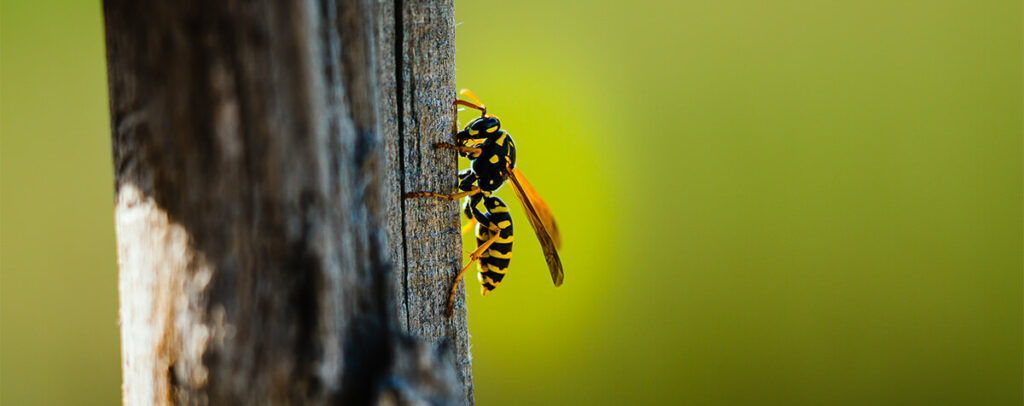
461, 213, 478, 235
459, 171, 481, 234
448, 221, 502, 316
434, 142, 481, 157
403, 186, 481, 201
461, 195, 480, 235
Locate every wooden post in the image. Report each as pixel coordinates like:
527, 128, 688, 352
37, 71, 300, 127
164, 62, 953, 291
103, 0, 472, 404
377, 0, 475, 403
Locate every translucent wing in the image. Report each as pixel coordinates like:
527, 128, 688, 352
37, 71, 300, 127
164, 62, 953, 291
511, 168, 561, 249
504, 166, 564, 286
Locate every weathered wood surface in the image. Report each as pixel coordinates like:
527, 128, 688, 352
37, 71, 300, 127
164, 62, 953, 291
103, 0, 471, 403
376, 0, 474, 403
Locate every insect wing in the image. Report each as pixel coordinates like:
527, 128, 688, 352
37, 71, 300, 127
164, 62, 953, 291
511, 168, 562, 249
505, 166, 564, 286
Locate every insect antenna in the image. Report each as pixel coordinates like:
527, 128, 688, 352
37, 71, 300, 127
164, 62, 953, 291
454, 99, 486, 116
459, 88, 486, 106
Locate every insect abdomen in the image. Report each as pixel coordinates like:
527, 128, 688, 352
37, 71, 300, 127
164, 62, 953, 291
477, 200, 513, 295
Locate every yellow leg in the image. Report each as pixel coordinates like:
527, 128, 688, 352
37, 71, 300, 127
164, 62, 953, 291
447, 224, 501, 316
403, 186, 481, 201
461, 218, 478, 235
434, 142, 482, 157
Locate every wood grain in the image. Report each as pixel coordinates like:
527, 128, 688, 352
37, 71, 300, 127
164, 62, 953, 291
377, 0, 475, 403
103, 0, 471, 403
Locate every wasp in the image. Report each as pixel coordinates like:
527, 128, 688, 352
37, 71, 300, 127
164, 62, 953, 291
404, 89, 564, 316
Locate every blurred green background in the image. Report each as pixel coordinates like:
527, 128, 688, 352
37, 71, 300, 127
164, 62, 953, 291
2, 0, 1021, 404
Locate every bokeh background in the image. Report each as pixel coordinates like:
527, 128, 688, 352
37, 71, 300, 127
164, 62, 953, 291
2, 0, 1021, 404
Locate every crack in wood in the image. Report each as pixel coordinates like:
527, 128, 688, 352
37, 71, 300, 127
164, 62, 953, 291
104, 0, 472, 403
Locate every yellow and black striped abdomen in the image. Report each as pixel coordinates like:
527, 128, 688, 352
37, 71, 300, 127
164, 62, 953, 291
476, 198, 513, 295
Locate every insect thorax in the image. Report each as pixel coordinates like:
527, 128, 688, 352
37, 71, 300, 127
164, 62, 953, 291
470, 130, 516, 192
